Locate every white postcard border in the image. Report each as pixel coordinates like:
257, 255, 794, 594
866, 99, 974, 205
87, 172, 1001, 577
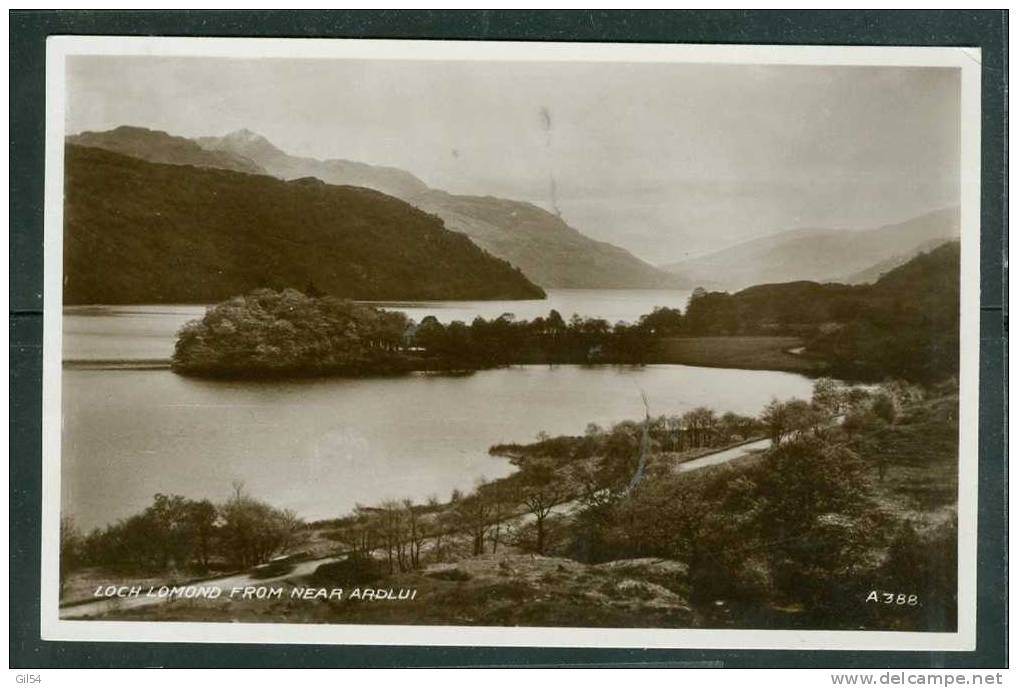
40, 35, 983, 651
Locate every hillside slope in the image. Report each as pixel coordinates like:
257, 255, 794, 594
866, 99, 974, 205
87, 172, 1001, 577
197, 129, 677, 289
682, 241, 960, 381
63, 145, 545, 304
662, 208, 960, 290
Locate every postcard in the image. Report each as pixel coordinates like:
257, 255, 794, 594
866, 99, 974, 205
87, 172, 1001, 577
41, 36, 981, 650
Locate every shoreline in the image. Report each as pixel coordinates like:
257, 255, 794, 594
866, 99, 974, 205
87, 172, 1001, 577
61, 287, 696, 311
63, 335, 828, 377
63, 359, 172, 370
649, 336, 828, 375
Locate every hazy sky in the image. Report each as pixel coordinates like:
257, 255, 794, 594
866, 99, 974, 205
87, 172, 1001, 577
66, 56, 961, 263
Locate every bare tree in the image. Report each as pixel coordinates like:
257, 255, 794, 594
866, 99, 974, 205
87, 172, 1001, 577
517, 459, 570, 555
379, 499, 407, 573
682, 406, 717, 448
477, 481, 513, 553
402, 498, 427, 569
454, 493, 491, 556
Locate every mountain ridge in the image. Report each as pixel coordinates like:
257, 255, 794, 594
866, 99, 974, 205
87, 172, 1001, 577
193, 129, 680, 289
661, 208, 960, 291
67, 125, 267, 175
63, 144, 545, 304
195, 130, 433, 200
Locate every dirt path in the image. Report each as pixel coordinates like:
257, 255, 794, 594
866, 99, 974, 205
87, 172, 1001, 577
673, 437, 771, 473
61, 555, 347, 619
518, 437, 774, 525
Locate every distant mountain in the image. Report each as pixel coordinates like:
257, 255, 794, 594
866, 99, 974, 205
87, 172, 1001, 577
67, 125, 266, 175
195, 129, 677, 290
410, 191, 679, 289
63, 145, 545, 304
661, 208, 960, 291
835, 235, 957, 285
195, 129, 431, 200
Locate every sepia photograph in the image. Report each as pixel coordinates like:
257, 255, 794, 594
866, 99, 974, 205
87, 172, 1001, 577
39, 36, 982, 650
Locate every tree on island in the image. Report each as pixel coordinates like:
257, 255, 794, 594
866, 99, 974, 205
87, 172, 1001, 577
173, 288, 410, 377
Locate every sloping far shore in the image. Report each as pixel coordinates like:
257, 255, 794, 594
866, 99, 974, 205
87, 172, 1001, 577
63, 144, 545, 305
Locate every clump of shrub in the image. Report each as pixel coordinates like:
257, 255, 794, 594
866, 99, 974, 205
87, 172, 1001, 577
425, 567, 472, 582
876, 519, 958, 629
310, 552, 387, 587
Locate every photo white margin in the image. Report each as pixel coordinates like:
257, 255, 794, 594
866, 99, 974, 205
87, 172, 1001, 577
39, 35, 983, 651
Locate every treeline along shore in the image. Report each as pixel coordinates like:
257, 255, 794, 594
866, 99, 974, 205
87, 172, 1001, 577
171, 241, 959, 383
62, 376, 959, 631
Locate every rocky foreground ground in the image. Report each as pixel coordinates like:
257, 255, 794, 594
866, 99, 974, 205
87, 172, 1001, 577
93, 553, 700, 628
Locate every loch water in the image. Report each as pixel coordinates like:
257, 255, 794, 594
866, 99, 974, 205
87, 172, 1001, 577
61, 290, 815, 529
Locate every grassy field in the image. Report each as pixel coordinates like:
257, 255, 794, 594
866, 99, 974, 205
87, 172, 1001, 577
651, 336, 828, 374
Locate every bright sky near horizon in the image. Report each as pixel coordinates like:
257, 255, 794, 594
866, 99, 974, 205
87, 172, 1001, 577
66, 56, 961, 263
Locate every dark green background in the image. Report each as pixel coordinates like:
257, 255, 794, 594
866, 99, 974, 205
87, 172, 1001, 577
9, 10, 1007, 668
